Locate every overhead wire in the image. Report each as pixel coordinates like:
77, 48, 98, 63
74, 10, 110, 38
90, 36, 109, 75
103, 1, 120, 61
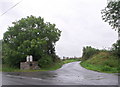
1, 0, 23, 16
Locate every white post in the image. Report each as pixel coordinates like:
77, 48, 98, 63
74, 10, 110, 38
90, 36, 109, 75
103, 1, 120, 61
29, 55, 33, 62
118, 19, 120, 40
26, 55, 30, 62
118, 31, 120, 40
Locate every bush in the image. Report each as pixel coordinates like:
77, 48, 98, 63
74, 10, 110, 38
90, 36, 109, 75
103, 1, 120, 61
111, 40, 120, 58
51, 54, 61, 62
81, 51, 119, 73
4, 50, 26, 68
82, 46, 99, 61
38, 55, 53, 68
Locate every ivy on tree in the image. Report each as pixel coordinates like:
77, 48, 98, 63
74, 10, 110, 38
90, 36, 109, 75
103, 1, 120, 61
3, 15, 61, 67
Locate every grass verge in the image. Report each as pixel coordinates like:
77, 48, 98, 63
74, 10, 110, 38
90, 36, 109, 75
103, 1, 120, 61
2, 58, 80, 72
80, 52, 120, 73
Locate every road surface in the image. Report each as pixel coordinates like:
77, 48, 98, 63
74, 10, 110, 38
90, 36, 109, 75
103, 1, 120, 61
2, 61, 119, 85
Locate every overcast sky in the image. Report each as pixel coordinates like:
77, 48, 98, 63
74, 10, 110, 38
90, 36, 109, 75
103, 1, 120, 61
0, 0, 118, 58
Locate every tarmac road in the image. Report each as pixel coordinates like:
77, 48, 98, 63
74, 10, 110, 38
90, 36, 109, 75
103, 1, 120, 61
2, 61, 119, 85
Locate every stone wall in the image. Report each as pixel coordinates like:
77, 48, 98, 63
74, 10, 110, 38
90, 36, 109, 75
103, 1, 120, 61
20, 61, 40, 70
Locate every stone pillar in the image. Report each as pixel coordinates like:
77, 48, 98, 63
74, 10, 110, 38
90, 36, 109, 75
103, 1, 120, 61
20, 55, 40, 70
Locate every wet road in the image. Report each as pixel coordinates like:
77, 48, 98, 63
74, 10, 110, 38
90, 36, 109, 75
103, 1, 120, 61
2, 61, 119, 85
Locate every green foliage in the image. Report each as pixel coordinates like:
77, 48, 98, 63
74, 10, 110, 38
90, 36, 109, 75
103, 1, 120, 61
62, 58, 80, 64
100, 1, 120, 72
3, 15, 61, 68
80, 51, 119, 73
38, 55, 53, 68
82, 46, 99, 61
101, 65, 111, 71
2, 64, 19, 72
101, 1, 120, 31
2, 58, 80, 72
111, 40, 120, 57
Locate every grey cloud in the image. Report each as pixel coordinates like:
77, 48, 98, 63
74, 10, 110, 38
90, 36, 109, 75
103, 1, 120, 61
0, 0, 118, 58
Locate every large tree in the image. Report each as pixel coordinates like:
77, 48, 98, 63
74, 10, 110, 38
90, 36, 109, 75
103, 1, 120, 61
3, 15, 61, 67
101, 0, 120, 39
101, 1, 120, 59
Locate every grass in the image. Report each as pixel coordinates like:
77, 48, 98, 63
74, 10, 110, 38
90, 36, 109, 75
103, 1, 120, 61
0, 64, 2, 72
80, 52, 120, 73
2, 58, 80, 72
62, 58, 80, 64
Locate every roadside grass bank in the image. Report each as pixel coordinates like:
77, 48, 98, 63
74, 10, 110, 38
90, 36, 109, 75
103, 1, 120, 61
0, 65, 2, 72
2, 58, 80, 72
41, 58, 81, 71
80, 52, 120, 73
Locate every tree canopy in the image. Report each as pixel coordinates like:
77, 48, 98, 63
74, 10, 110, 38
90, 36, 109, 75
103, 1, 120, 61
101, 1, 120, 58
3, 15, 61, 67
82, 46, 99, 61
101, 1, 120, 32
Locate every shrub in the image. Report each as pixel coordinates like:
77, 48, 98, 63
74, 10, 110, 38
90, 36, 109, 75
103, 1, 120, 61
38, 55, 53, 68
111, 40, 120, 58
82, 46, 99, 61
